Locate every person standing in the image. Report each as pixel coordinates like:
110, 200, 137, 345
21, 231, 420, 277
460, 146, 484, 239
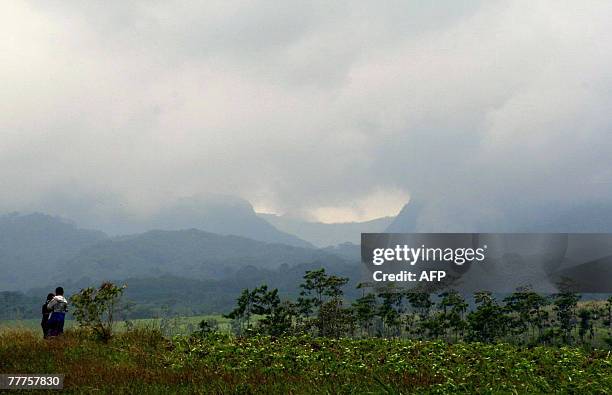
41, 293, 54, 338
47, 287, 68, 337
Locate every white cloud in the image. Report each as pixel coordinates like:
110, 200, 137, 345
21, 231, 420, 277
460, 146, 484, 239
1, 1, 611, 226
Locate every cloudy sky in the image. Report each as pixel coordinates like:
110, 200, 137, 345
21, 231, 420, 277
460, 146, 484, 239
2, 1, 611, 227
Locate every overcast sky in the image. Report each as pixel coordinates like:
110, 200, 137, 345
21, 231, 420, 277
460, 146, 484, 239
2, 1, 611, 226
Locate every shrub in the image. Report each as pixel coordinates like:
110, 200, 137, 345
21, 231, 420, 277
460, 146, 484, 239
70, 282, 126, 342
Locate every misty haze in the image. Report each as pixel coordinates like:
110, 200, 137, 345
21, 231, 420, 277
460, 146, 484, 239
2, 3, 612, 393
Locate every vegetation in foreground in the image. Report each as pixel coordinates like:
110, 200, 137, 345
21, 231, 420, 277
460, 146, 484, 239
2, 327, 612, 394
3, 272, 612, 394
0, 314, 232, 337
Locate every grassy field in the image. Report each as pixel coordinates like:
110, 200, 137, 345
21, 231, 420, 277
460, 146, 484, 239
1, 327, 611, 394
0, 315, 232, 337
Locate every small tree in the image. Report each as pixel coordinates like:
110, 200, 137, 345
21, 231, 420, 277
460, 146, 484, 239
196, 318, 220, 336
605, 296, 612, 332
467, 292, 507, 343
406, 292, 433, 339
504, 286, 548, 344
406, 292, 433, 321
259, 300, 296, 337
70, 282, 126, 342
553, 288, 580, 344
438, 290, 468, 342
317, 298, 355, 338
297, 269, 348, 313
352, 293, 378, 337
225, 288, 260, 335
577, 308, 595, 344
226, 285, 296, 336
377, 287, 404, 337
297, 269, 349, 335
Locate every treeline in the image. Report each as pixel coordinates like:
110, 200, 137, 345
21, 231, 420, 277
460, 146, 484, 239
9, 262, 361, 320
0, 292, 39, 320
222, 268, 612, 348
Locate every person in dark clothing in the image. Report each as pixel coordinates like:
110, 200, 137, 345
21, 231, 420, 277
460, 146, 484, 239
41, 293, 54, 338
47, 287, 68, 337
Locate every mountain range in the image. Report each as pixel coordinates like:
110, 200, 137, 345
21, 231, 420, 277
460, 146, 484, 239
0, 213, 107, 291
104, 195, 314, 248
259, 213, 393, 247
4, 195, 612, 295
59, 229, 348, 284
0, 201, 384, 291
0, 207, 366, 317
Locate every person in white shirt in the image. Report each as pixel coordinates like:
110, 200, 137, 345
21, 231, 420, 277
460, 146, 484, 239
47, 287, 68, 337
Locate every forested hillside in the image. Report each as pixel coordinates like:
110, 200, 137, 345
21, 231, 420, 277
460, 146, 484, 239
0, 213, 107, 290
59, 229, 351, 283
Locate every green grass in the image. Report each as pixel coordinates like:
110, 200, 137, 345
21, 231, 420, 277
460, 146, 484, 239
0, 315, 231, 337
1, 328, 611, 394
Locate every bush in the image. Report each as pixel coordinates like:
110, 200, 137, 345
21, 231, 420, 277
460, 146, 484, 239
70, 282, 126, 342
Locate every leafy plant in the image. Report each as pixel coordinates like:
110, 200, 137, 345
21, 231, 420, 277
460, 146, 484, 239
70, 282, 126, 342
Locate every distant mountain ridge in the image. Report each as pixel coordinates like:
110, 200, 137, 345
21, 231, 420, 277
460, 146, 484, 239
385, 199, 423, 232
58, 228, 351, 284
129, 195, 313, 248
0, 200, 319, 291
259, 213, 393, 247
0, 210, 363, 317
386, 199, 612, 233
0, 213, 107, 291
